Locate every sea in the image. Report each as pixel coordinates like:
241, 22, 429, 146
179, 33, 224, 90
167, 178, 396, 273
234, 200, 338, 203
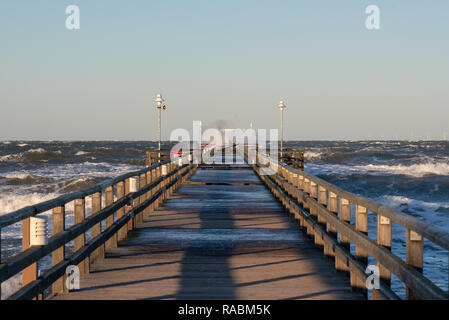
1, 140, 448, 299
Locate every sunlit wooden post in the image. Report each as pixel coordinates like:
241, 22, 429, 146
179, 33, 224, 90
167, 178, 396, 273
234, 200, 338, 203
145, 170, 152, 218
406, 229, 424, 299
91, 192, 104, 261
74, 198, 89, 274
303, 178, 310, 211
336, 198, 350, 272
351, 204, 368, 296
377, 214, 392, 285
309, 182, 323, 247
125, 178, 134, 233
116, 181, 126, 241
52, 205, 67, 295
105, 186, 116, 250
22, 217, 38, 296
139, 173, 147, 224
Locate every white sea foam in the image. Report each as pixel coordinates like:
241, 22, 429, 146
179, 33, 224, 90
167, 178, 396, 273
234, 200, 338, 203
4, 173, 34, 180
307, 161, 449, 178
357, 162, 449, 177
378, 195, 449, 228
380, 195, 449, 211
75, 151, 89, 156
26, 148, 46, 153
304, 151, 323, 160
17, 143, 28, 147
0, 154, 16, 161
0, 192, 60, 215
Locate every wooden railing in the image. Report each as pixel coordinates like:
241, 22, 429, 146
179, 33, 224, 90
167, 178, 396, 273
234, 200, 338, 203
246, 149, 449, 300
0, 153, 196, 300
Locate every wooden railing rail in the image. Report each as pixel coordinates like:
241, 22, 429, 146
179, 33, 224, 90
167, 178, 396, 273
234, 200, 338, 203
247, 150, 449, 300
0, 152, 196, 300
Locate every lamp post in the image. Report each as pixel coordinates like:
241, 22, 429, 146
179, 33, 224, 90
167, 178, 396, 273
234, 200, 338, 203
155, 94, 166, 152
278, 100, 286, 159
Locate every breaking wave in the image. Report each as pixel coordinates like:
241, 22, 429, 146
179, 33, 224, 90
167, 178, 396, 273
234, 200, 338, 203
307, 161, 449, 178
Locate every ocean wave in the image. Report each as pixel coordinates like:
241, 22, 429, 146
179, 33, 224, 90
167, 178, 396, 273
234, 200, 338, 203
57, 177, 106, 193
307, 161, 449, 178
358, 162, 449, 177
75, 151, 89, 156
23, 149, 64, 162
0, 154, 19, 162
379, 195, 449, 226
304, 151, 323, 160
1, 173, 53, 185
17, 143, 28, 147
0, 192, 60, 215
320, 152, 350, 164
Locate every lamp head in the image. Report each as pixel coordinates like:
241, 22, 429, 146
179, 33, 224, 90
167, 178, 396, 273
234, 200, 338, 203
278, 100, 286, 111
155, 94, 164, 108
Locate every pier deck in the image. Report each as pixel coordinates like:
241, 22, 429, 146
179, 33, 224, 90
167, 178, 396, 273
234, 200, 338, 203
53, 158, 363, 300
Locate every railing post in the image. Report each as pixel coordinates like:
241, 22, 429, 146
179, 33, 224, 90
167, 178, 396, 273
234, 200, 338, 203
52, 205, 67, 295
303, 178, 310, 211
309, 182, 323, 247
91, 192, 104, 261
406, 229, 424, 299
139, 173, 147, 224
351, 204, 368, 296
355, 205, 368, 264
22, 217, 38, 297
336, 198, 351, 272
145, 170, 152, 218
105, 186, 117, 250
377, 214, 392, 286
128, 177, 139, 231
125, 178, 134, 233
74, 198, 89, 274
116, 181, 127, 241
161, 164, 168, 201
291, 173, 301, 220
150, 168, 156, 211
155, 166, 162, 208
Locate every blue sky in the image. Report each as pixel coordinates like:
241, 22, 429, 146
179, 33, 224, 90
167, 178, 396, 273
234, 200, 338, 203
0, 1, 448, 140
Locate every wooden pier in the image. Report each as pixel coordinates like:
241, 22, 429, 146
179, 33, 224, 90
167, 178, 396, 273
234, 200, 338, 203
1, 146, 448, 300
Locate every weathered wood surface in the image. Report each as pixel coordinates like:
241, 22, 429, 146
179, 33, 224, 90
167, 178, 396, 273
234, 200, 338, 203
53, 159, 363, 300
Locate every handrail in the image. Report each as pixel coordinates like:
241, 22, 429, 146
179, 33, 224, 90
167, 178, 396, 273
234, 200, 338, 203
0, 151, 196, 300
249, 149, 449, 300
0, 159, 172, 228
7, 163, 196, 300
258, 152, 449, 251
